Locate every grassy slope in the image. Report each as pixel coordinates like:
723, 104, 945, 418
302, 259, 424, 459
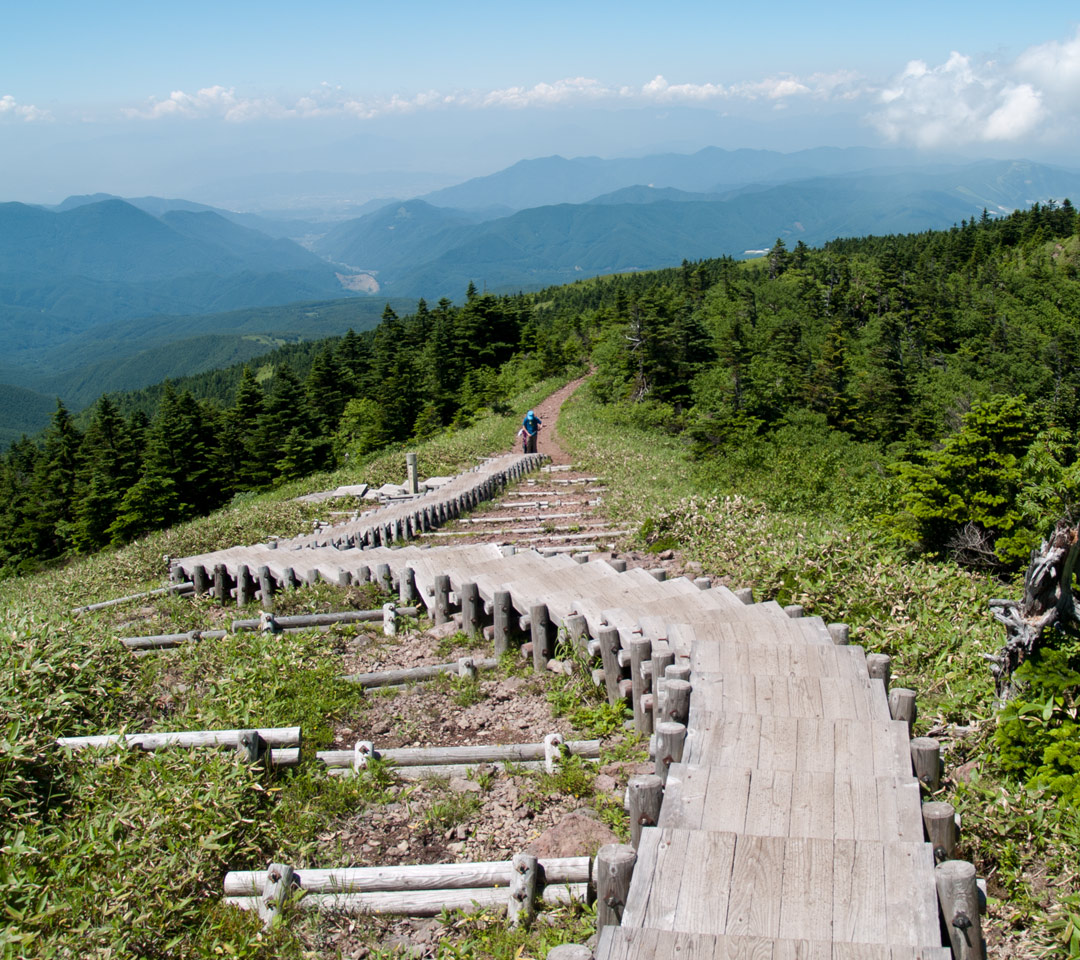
1, 375, 605, 960
558, 389, 1073, 959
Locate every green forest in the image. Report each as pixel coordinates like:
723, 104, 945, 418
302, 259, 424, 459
5, 200, 1079, 579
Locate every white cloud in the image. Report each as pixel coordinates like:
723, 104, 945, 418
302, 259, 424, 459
867, 36, 1077, 147
0, 94, 50, 122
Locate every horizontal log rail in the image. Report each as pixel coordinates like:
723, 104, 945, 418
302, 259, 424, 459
342, 657, 499, 688
225, 855, 591, 895
224, 882, 587, 918
317, 738, 601, 768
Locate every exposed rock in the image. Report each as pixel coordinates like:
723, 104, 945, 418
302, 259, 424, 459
954, 758, 981, 782
525, 810, 621, 858
448, 777, 482, 794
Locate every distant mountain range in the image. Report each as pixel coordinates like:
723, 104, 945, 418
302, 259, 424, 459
5, 146, 1080, 445
315, 158, 1080, 297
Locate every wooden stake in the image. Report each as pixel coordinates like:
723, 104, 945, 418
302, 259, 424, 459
867, 653, 892, 691
889, 687, 917, 731
595, 844, 636, 930
544, 733, 565, 773
650, 643, 674, 729
910, 737, 942, 791
629, 637, 653, 735
236, 730, 269, 765
565, 614, 588, 657
693, 577, 711, 590
784, 604, 804, 618
400, 567, 417, 606
375, 563, 392, 594
935, 860, 984, 960
827, 623, 850, 645
661, 679, 692, 725
383, 603, 397, 637
531, 604, 552, 674
507, 853, 539, 927
461, 582, 482, 638
258, 863, 297, 929
628, 774, 663, 848
735, 587, 755, 604
434, 575, 451, 625
654, 721, 686, 783
493, 591, 513, 657
192, 564, 209, 596
257, 566, 276, 608
610, 559, 627, 572
923, 801, 959, 862
598, 627, 622, 705
213, 563, 228, 603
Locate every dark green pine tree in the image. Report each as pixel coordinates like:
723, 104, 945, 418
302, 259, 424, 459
23, 401, 83, 559
72, 395, 141, 552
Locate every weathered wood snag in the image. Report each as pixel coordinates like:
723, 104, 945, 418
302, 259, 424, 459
989, 521, 1079, 700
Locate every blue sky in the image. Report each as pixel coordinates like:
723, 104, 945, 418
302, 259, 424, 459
3, 1, 1080, 205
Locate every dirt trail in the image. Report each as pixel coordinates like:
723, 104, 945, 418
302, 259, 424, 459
519, 374, 588, 464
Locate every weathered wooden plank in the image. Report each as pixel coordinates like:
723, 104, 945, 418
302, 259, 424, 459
639, 829, 691, 929
832, 839, 886, 944
744, 770, 793, 838
787, 771, 834, 840
779, 837, 833, 942
726, 834, 784, 938
671, 830, 737, 936
796, 718, 835, 773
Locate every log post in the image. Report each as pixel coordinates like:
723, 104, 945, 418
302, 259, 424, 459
867, 653, 892, 691
827, 623, 850, 645
192, 564, 210, 596
665, 663, 691, 684
935, 860, 985, 960
531, 604, 552, 674
544, 733, 565, 774
923, 801, 959, 862
353, 740, 374, 771
406, 452, 419, 494
610, 558, 627, 573
693, 577, 711, 590
628, 774, 664, 848
375, 563, 393, 594
595, 844, 636, 930
566, 614, 589, 657
258, 863, 297, 930
648, 568, 666, 582
784, 604, 804, 618
910, 737, 942, 791
661, 679, 692, 726
654, 721, 686, 783
629, 637, 653, 735
507, 853, 539, 927
400, 567, 418, 606
461, 582, 482, 639
598, 627, 623, 706
889, 687, 917, 731
257, 566, 276, 609
236, 730, 269, 765
213, 563, 228, 603
734, 587, 754, 604
383, 603, 397, 637
493, 591, 513, 657
434, 575, 451, 625
573, 553, 589, 564
650, 643, 675, 729
258, 610, 279, 634
457, 656, 478, 680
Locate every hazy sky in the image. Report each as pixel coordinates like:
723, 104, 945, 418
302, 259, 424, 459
4, 1, 1080, 207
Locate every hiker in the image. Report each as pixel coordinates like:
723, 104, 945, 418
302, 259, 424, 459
520, 409, 542, 453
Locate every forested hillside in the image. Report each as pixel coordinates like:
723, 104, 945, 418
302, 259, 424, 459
5, 200, 1079, 579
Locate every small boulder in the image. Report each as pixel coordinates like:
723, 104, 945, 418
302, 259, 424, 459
525, 810, 621, 859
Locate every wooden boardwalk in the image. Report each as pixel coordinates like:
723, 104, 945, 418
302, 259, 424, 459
170, 454, 955, 957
